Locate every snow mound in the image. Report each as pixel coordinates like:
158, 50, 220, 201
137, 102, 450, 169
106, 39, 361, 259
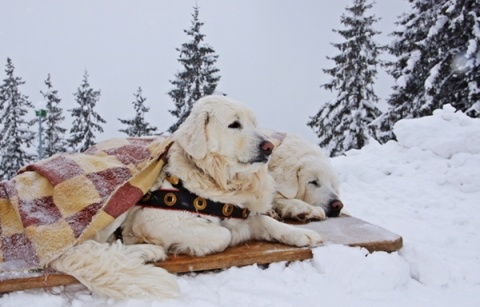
394, 104, 480, 158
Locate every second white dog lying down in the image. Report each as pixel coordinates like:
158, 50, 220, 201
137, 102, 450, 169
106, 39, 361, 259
265, 130, 344, 221
122, 96, 323, 257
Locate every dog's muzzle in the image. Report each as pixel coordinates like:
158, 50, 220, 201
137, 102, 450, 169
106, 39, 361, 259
251, 140, 274, 163
326, 199, 344, 217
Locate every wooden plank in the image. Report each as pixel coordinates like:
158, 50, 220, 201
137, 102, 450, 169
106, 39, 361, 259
0, 273, 79, 293
0, 243, 311, 293
157, 242, 312, 273
0, 215, 402, 293
157, 215, 403, 272
294, 215, 403, 253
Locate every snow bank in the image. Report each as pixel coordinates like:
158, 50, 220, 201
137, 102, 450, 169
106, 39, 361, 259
1, 106, 480, 306
394, 104, 480, 158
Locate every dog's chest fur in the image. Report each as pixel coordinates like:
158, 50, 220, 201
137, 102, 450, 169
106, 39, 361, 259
156, 143, 275, 215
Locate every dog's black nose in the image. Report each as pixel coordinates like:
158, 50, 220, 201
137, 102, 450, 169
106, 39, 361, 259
260, 140, 274, 156
327, 200, 343, 217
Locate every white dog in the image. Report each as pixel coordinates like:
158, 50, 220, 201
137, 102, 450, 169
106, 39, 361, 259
50, 96, 323, 300
266, 131, 344, 221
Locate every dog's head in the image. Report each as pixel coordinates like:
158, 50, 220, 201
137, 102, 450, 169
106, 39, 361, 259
297, 157, 342, 217
173, 95, 274, 173
272, 144, 343, 218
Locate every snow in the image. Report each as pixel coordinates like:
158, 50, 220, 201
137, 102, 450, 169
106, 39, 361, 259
424, 62, 440, 91
427, 15, 448, 38
1, 105, 480, 306
397, 50, 421, 88
394, 104, 480, 158
34, 100, 47, 111
466, 39, 477, 59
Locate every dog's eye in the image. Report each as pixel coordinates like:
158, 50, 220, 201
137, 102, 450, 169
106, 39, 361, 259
309, 180, 320, 187
228, 121, 242, 129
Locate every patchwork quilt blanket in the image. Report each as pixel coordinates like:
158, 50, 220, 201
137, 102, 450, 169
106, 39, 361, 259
0, 137, 172, 271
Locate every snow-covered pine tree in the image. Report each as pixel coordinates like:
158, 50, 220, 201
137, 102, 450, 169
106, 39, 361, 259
307, 0, 383, 157
375, 0, 480, 142
118, 87, 158, 137
0, 58, 36, 180
167, 5, 221, 133
372, 1, 440, 142
40, 74, 67, 158
67, 71, 106, 152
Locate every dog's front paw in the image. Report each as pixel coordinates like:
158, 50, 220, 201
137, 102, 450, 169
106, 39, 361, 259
274, 199, 326, 222
304, 206, 327, 221
283, 228, 323, 247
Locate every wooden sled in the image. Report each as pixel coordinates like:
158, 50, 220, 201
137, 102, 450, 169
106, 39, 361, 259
0, 215, 402, 293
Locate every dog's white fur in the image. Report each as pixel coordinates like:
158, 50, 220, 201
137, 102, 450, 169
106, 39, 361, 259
49, 96, 323, 300
50, 241, 178, 299
267, 132, 343, 221
122, 96, 323, 252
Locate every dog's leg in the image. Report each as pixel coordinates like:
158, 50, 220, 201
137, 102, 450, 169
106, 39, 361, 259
128, 209, 232, 257
123, 242, 169, 262
231, 214, 323, 247
273, 198, 326, 221
49, 240, 179, 300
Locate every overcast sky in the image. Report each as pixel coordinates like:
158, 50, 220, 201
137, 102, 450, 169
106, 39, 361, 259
0, 0, 409, 143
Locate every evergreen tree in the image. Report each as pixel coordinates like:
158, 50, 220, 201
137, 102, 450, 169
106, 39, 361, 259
0, 58, 36, 180
167, 5, 221, 133
40, 74, 67, 158
68, 71, 106, 152
375, 0, 480, 142
308, 0, 383, 157
118, 87, 158, 137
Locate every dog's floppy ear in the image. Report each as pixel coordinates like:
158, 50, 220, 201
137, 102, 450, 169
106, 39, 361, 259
173, 110, 209, 160
271, 162, 300, 199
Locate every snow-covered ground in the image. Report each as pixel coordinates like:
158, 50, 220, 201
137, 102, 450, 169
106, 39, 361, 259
1, 105, 479, 306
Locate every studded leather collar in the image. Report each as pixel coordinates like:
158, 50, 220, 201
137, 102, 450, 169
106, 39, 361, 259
137, 176, 250, 219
